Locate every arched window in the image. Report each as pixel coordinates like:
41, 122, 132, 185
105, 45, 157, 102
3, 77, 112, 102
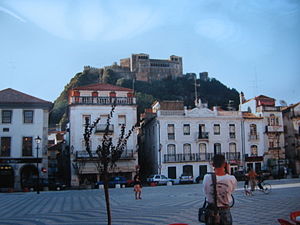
250, 124, 257, 135
183, 144, 192, 161
214, 143, 221, 154
229, 143, 236, 153
166, 144, 176, 162
167, 144, 176, 155
199, 143, 206, 153
251, 145, 258, 156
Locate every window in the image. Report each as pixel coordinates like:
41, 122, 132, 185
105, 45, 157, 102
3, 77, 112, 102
0, 137, 11, 156
251, 145, 258, 156
100, 115, 109, 124
214, 124, 220, 135
229, 124, 235, 138
199, 143, 206, 153
250, 124, 257, 135
183, 144, 191, 155
118, 115, 126, 126
22, 137, 33, 156
2, 110, 12, 123
167, 124, 175, 140
23, 110, 34, 123
229, 143, 236, 153
167, 144, 176, 155
183, 124, 190, 135
269, 114, 276, 126
82, 115, 91, 126
214, 143, 221, 154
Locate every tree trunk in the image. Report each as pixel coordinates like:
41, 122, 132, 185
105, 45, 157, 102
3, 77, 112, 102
103, 171, 112, 225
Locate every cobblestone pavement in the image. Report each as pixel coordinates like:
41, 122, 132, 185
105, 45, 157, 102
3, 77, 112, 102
0, 179, 299, 225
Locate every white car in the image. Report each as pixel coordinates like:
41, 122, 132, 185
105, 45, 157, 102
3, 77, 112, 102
147, 174, 174, 185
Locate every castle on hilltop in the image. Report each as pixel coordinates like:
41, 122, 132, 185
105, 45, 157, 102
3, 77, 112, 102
92, 53, 183, 82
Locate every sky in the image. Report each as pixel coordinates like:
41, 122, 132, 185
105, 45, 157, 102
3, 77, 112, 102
0, 0, 299, 105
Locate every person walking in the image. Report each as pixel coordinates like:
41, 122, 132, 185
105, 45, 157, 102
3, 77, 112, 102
248, 168, 257, 191
133, 175, 142, 200
203, 154, 237, 225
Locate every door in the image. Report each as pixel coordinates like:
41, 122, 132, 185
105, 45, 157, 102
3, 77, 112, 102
168, 167, 176, 179
199, 165, 207, 179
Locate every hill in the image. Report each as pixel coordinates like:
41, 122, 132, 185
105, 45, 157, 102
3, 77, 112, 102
49, 69, 240, 128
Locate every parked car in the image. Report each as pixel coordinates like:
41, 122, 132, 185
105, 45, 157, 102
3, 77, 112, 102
179, 175, 194, 184
23, 178, 49, 191
147, 174, 174, 185
258, 169, 272, 179
96, 176, 133, 188
48, 180, 67, 191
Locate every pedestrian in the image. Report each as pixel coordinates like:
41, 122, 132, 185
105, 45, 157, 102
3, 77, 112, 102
203, 154, 237, 225
133, 175, 142, 200
247, 168, 257, 191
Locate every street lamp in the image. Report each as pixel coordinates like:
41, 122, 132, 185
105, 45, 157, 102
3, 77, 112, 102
35, 136, 41, 194
276, 133, 280, 179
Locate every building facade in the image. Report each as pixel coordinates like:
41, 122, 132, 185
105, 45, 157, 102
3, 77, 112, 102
140, 99, 268, 181
240, 94, 286, 177
0, 88, 52, 191
68, 83, 138, 186
282, 102, 300, 175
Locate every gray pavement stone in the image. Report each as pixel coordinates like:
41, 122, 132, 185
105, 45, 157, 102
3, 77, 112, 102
0, 179, 299, 225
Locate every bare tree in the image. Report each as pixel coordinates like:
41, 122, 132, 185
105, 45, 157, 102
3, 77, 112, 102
83, 103, 134, 225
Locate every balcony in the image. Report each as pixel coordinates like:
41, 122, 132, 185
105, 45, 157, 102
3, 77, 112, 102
164, 153, 213, 163
197, 132, 209, 141
229, 132, 236, 139
75, 150, 135, 160
163, 152, 240, 163
248, 133, 259, 141
70, 96, 136, 105
265, 125, 284, 133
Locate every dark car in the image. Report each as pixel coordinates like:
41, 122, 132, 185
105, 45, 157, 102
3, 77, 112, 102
48, 180, 67, 191
23, 178, 49, 191
96, 176, 133, 188
258, 170, 272, 179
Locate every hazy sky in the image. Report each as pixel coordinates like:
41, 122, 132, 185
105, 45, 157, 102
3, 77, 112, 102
1, 0, 299, 105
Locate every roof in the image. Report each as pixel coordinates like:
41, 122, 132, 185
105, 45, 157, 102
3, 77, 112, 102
72, 83, 133, 92
242, 112, 263, 119
281, 102, 300, 112
0, 88, 52, 107
255, 95, 275, 101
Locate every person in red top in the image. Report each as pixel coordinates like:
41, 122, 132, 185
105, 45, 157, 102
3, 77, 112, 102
247, 169, 258, 191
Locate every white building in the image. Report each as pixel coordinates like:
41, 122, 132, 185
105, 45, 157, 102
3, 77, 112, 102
140, 99, 271, 180
68, 83, 138, 186
240, 94, 286, 177
0, 88, 52, 191
282, 102, 300, 175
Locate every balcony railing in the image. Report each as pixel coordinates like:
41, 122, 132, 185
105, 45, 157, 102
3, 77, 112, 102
229, 132, 236, 139
75, 150, 135, 160
265, 125, 284, 133
248, 133, 259, 141
163, 152, 240, 163
70, 96, 136, 105
198, 132, 209, 140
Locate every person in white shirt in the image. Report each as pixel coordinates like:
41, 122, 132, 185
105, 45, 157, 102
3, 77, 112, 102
203, 154, 237, 225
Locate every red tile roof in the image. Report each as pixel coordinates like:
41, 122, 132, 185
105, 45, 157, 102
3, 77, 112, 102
0, 88, 52, 106
72, 83, 133, 92
242, 112, 263, 119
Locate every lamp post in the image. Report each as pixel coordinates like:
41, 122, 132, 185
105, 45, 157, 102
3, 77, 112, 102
35, 136, 41, 194
277, 133, 280, 179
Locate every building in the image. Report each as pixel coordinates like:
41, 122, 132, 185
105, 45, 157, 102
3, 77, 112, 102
282, 102, 300, 175
240, 94, 286, 177
68, 83, 138, 186
0, 88, 52, 191
140, 100, 245, 180
120, 53, 183, 82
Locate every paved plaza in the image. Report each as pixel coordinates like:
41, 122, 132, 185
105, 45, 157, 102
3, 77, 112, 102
0, 179, 300, 225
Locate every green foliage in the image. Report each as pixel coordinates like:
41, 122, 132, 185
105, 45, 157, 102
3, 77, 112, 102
50, 68, 240, 127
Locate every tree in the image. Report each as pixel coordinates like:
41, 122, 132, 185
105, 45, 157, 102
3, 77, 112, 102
83, 103, 134, 225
